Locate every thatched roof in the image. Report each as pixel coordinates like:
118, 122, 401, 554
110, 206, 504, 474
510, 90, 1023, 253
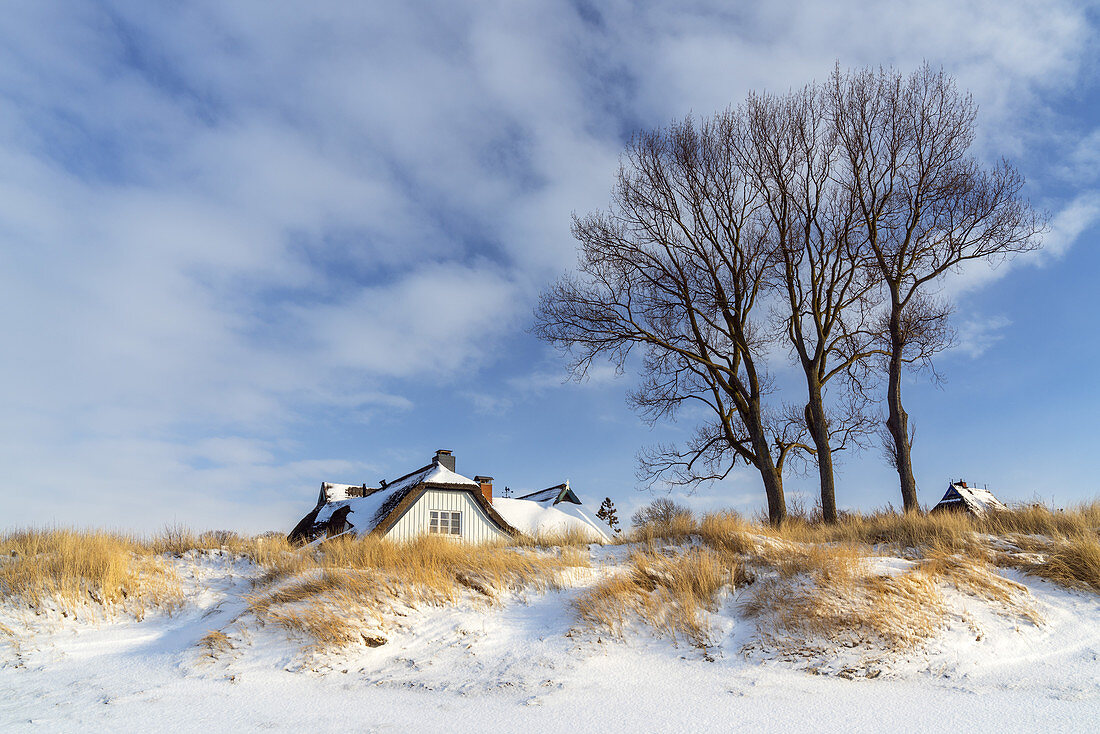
930, 482, 1007, 517
288, 459, 519, 543
516, 481, 581, 506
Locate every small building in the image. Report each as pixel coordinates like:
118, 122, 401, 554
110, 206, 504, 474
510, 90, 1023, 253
288, 450, 518, 544
493, 481, 616, 542
930, 480, 1008, 517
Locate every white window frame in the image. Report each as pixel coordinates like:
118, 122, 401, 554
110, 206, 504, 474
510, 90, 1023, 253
429, 510, 461, 536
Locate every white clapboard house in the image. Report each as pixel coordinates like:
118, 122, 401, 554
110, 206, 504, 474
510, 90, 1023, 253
289, 450, 517, 544
288, 449, 615, 544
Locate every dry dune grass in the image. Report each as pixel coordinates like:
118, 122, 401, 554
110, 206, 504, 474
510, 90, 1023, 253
919, 547, 1043, 625
514, 526, 605, 548
629, 513, 698, 545
573, 545, 746, 646
3, 501, 1092, 660
245, 534, 590, 651
616, 507, 1050, 656
0, 528, 182, 620
1001, 532, 1100, 593
198, 628, 234, 656
740, 543, 1042, 657
741, 550, 945, 654
630, 500, 1100, 596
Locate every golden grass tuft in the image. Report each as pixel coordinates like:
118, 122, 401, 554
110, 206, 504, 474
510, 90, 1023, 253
629, 512, 698, 545
740, 542, 946, 654
696, 511, 757, 554
246, 534, 590, 650
1000, 532, 1100, 593
514, 527, 606, 548
919, 547, 1042, 625
573, 545, 746, 646
0, 528, 182, 619
198, 628, 234, 656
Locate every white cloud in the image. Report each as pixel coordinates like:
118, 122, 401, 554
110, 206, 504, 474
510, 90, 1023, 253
294, 265, 522, 378
0, 0, 1096, 529
953, 316, 1013, 359
1042, 191, 1100, 259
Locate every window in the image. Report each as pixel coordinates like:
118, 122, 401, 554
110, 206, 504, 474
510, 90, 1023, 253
429, 510, 461, 535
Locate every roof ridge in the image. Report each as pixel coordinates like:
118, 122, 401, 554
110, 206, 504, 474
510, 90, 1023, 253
383, 462, 435, 488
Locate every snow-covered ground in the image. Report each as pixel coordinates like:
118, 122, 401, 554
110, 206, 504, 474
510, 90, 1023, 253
3, 546, 1100, 733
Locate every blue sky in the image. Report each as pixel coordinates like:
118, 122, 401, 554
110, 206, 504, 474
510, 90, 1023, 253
1, 1, 1098, 532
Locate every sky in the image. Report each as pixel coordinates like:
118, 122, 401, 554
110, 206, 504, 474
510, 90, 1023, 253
1, 1, 1098, 533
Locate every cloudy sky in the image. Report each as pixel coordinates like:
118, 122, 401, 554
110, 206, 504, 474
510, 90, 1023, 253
1, 1, 1098, 532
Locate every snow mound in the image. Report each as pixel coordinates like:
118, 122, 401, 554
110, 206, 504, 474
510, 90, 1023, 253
494, 498, 614, 542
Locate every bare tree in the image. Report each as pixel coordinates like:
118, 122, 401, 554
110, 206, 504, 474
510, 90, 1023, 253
736, 86, 881, 522
533, 115, 802, 525
828, 64, 1045, 511
630, 497, 692, 528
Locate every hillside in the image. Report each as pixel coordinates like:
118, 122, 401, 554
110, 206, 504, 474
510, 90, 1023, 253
3, 514, 1100, 732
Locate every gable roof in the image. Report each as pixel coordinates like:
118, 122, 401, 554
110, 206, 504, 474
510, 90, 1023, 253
289, 460, 519, 542
931, 482, 1008, 517
516, 481, 581, 506
494, 496, 615, 542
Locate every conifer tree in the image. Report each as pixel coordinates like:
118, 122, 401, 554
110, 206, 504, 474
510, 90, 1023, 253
596, 497, 620, 532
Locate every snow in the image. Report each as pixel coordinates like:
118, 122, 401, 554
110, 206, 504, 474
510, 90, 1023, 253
320, 482, 358, 503
958, 485, 1008, 514
314, 463, 481, 535
494, 497, 615, 542
936, 483, 1009, 516
3, 548, 1100, 732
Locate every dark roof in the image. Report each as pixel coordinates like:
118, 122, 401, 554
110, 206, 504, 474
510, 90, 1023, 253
289, 460, 520, 543
930, 482, 1007, 517
516, 482, 581, 506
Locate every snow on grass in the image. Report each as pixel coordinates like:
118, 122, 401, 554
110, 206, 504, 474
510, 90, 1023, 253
3, 521, 1100, 731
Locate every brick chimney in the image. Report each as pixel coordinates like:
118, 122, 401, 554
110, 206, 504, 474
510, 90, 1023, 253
474, 475, 493, 504
434, 449, 455, 472
959, 480, 968, 488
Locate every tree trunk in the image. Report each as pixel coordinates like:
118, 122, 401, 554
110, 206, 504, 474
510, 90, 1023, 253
887, 309, 920, 513
760, 461, 786, 526
747, 415, 786, 525
804, 392, 837, 523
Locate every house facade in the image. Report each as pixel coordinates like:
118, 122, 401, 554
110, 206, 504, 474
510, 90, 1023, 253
288, 450, 518, 544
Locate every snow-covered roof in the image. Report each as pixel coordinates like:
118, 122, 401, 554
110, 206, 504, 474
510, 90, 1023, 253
314, 462, 480, 534
494, 497, 615, 543
320, 482, 361, 503
932, 482, 1008, 517
515, 482, 581, 506
288, 457, 516, 543
516, 487, 565, 504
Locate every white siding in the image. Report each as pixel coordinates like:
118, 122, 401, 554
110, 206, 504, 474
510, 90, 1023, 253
385, 489, 509, 543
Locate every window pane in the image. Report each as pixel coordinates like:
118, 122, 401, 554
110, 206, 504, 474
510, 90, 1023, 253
450, 513, 461, 534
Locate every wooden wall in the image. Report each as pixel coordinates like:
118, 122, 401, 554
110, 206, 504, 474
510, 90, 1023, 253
386, 489, 509, 543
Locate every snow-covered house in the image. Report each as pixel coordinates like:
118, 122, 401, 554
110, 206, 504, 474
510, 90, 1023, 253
930, 481, 1008, 517
288, 450, 616, 545
493, 482, 616, 543
288, 450, 518, 544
